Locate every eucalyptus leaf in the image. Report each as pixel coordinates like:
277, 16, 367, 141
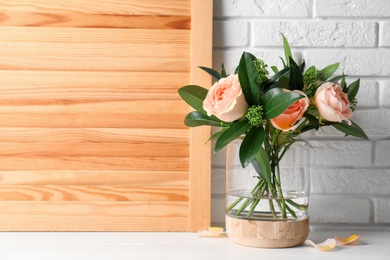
239, 127, 265, 168
332, 120, 369, 140
238, 52, 261, 105
178, 85, 208, 114
263, 89, 303, 119
319, 63, 339, 81
347, 79, 360, 102
199, 66, 222, 80
184, 112, 220, 127
214, 120, 252, 155
281, 34, 292, 67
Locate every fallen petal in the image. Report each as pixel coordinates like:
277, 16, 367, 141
305, 238, 337, 251
198, 227, 224, 238
335, 234, 361, 246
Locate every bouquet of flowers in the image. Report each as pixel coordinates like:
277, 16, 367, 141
178, 35, 368, 220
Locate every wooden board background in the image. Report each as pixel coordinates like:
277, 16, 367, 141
0, 0, 212, 231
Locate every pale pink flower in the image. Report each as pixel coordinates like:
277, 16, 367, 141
203, 75, 248, 122
314, 82, 352, 124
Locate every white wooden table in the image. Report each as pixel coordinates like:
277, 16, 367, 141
0, 232, 388, 260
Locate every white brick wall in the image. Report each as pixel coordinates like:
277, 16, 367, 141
211, 0, 390, 231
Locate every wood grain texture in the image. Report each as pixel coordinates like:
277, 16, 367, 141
189, 0, 213, 232
0, 201, 190, 231
0, 185, 189, 202
0, 0, 191, 16
0, 0, 212, 232
0, 170, 189, 186
0, 11, 190, 29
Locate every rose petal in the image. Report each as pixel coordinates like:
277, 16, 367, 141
198, 227, 224, 238
335, 234, 361, 246
305, 238, 337, 251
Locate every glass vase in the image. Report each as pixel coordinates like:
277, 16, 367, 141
225, 138, 310, 248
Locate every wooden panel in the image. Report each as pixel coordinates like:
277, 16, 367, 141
0, 185, 188, 201
0, 170, 189, 186
0, 0, 191, 16
0, 12, 190, 29
0, 0, 212, 232
0, 202, 190, 231
189, 0, 213, 231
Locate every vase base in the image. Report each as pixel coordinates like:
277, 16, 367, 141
225, 215, 309, 248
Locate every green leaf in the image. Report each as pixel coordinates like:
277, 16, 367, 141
207, 130, 224, 142
221, 64, 227, 78
289, 57, 304, 90
328, 74, 346, 83
184, 112, 220, 127
271, 66, 279, 73
239, 127, 265, 168
341, 75, 347, 91
214, 120, 252, 155
280, 57, 286, 68
332, 120, 369, 140
304, 113, 320, 130
347, 79, 360, 102
263, 89, 303, 119
178, 85, 208, 114
198, 66, 221, 80
238, 52, 261, 105
299, 60, 306, 72
278, 76, 289, 89
270, 67, 289, 82
252, 147, 272, 184
319, 63, 339, 81
281, 34, 292, 67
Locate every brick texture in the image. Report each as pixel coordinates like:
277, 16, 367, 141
214, 0, 310, 18
316, 0, 390, 17
253, 21, 376, 47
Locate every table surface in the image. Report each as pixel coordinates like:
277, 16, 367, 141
0, 231, 389, 260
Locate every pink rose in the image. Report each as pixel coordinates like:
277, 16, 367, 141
203, 74, 248, 122
270, 90, 309, 132
314, 82, 352, 124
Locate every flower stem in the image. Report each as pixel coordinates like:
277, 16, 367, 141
235, 198, 252, 216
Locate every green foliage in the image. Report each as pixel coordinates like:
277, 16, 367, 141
253, 58, 269, 85
319, 63, 339, 81
214, 120, 252, 155
238, 52, 262, 105
245, 105, 266, 127
281, 34, 292, 67
347, 79, 360, 102
178, 85, 209, 115
239, 127, 265, 167
184, 112, 220, 127
263, 88, 303, 119
332, 120, 369, 140
199, 66, 221, 80
288, 57, 304, 90
303, 66, 320, 97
